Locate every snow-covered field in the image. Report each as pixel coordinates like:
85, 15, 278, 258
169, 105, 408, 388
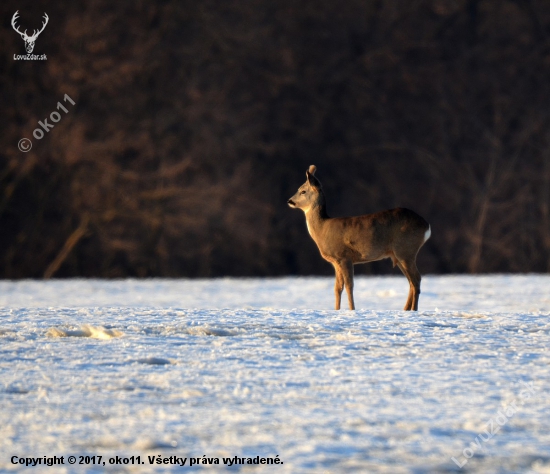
1, 275, 549, 473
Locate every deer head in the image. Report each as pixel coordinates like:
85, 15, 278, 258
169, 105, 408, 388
12, 11, 49, 54
287, 165, 326, 214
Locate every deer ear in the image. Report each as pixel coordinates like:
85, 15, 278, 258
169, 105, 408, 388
306, 166, 321, 188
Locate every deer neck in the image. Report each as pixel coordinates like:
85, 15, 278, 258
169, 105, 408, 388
304, 200, 328, 238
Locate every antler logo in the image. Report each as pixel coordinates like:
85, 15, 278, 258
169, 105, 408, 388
11, 10, 49, 54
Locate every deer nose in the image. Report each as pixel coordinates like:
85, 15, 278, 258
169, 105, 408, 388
288, 199, 295, 206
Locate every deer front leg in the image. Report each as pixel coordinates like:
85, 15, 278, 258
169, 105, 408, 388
333, 266, 344, 310
335, 260, 355, 310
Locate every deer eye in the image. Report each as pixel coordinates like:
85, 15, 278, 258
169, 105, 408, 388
300, 190, 306, 195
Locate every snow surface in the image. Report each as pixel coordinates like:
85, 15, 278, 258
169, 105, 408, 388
1, 275, 550, 473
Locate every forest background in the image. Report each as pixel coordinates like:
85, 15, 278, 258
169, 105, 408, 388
2, 0, 550, 278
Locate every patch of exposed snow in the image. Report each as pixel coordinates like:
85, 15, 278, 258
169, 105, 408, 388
0, 276, 549, 473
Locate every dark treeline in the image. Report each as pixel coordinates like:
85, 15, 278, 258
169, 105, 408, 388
2, 0, 550, 278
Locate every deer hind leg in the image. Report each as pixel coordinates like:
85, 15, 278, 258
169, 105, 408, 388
333, 265, 344, 310
396, 258, 421, 311
397, 260, 414, 311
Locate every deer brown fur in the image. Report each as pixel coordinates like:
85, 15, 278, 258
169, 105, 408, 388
288, 165, 431, 310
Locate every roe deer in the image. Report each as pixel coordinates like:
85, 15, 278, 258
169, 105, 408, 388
288, 165, 431, 310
